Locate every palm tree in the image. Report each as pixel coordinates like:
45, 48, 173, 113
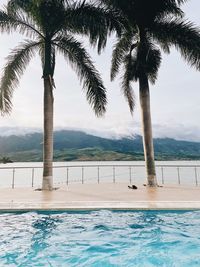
0, 156, 13, 164
0, 0, 121, 190
98, 0, 200, 187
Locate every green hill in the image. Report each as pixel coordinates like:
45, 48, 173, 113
0, 130, 200, 162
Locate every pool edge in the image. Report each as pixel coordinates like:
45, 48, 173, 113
0, 201, 200, 211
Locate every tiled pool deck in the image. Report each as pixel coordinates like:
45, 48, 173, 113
0, 183, 200, 211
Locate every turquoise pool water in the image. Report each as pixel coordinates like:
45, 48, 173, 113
0, 210, 200, 266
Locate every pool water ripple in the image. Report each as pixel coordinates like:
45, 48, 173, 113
0, 210, 200, 266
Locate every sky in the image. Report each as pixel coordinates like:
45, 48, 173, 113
0, 0, 200, 141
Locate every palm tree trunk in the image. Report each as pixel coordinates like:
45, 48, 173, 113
42, 76, 54, 190
139, 74, 157, 187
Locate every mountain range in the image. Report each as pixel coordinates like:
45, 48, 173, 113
0, 130, 200, 162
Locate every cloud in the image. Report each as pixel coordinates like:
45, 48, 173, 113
0, 123, 200, 142
152, 123, 200, 142
0, 127, 41, 136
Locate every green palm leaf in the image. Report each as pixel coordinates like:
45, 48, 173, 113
150, 18, 200, 70
0, 8, 43, 38
54, 35, 107, 116
0, 40, 41, 114
111, 29, 136, 81
65, 1, 125, 53
121, 54, 135, 113
98, 0, 185, 21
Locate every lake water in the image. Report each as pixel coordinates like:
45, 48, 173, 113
0, 161, 200, 188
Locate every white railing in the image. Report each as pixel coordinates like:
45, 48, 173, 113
0, 164, 199, 188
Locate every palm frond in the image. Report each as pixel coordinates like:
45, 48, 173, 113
145, 46, 162, 84
120, 40, 161, 113
0, 40, 41, 115
155, 0, 185, 19
98, 0, 184, 24
7, 0, 68, 38
36, 0, 66, 37
150, 18, 200, 70
111, 29, 136, 81
38, 42, 45, 71
176, 0, 189, 5
134, 40, 162, 84
7, 0, 46, 34
7, 0, 33, 14
53, 35, 107, 116
121, 54, 135, 113
65, 1, 125, 53
158, 42, 170, 54
0, 8, 44, 39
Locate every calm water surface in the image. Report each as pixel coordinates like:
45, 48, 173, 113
0, 210, 200, 267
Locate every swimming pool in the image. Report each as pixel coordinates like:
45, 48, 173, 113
0, 210, 200, 266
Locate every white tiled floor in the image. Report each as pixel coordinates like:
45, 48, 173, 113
0, 183, 200, 210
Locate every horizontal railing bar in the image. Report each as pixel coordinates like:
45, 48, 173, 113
156, 165, 200, 168
0, 164, 145, 169
0, 164, 200, 170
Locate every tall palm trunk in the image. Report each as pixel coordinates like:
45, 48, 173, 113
42, 76, 54, 190
139, 74, 157, 187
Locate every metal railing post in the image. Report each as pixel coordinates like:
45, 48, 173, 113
12, 168, 15, 189
161, 167, 164, 184
97, 166, 100, 184
31, 168, 34, 188
82, 167, 84, 184
113, 166, 115, 183
66, 167, 69, 185
177, 167, 180, 185
129, 167, 132, 184
195, 167, 198, 187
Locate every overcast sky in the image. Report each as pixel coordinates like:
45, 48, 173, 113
0, 0, 200, 141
